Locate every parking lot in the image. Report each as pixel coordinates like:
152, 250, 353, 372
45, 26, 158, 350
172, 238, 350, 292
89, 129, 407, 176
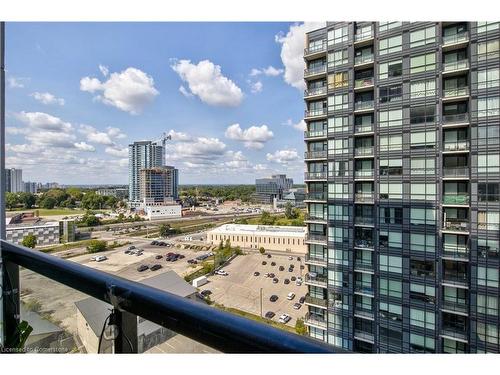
205, 252, 308, 327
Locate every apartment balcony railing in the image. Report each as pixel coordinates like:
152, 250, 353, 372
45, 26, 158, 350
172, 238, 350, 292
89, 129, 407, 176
441, 327, 468, 343
304, 129, 327, 139
354, 170, 374, 178
354, 77, 374, 89
304, 192, 327, 201
441, 300, 469, 315
304, 86, 327, 98
304, 214, 327, 223
354, 123, 374, 133
304, 295, 328, 308
443, 220, 469, 232
443, 140, 469, 152
354, 100, 374, 111
443, 194, 469, 205
442, 113, 469, 125
304, 65, 327, 78
443, 167, 469, 178
443, 60, 469, 72
304, 172, 327, 180
354, 146, 374, 156
305, 273, 328, 288
354, 284, 375, 296
443, 244, 470, 260
304, 313, 328, 330
354, 330, 375, 343
354, 308, 374, 320
443, 87, 469, 98
0, 240, 338, 353
305, 233, 328, 244
304, 43, 327, 57
442, 32, 469, 46
304, 108, 327, 118
354, 239, 374, 249
304, 150, 327, 160
355, 192, 374, 203
354, 30, 374, 42
442, 273, 469, 287
354, 216, 375, 226
354, 54, 374, 65
305, 254, 327, 267
354, 260, 374, 272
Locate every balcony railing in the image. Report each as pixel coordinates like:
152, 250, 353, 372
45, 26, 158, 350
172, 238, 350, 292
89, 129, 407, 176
354, 260, 374, 272
0, 240, 338, 353
441, 327, 468, 342
304, 129, 327, 139
354, 308, 374, 320
304, 313, 328, 330
443, 87, 469, 98
354, 146, 374, 156
354, 123, 373, 133
304, 214, 327, 223
442, 273, 469, 286
442, 32, 469, 46
354, 100, 374, 111
443, 167, 469, 178
443, 244, 470, 260
443, 60, 469, 72
304, 86, 327, 97
305, 234, 327, 244
304, 192, 327, 201
354, 54, 374, 65
354, 330, 374, 343
305, 254, 328, 266
354, 216, 374, 226
443, 140, 469, 152
443, 220, 469, 232
355, 192, 374, 202
354, 30, 374, 42
304, 172, 327, 180
354, 77, 374, 88
354, 170, 374, 178
354, 284, 374, 295
304, 295, 328, 308
304, 65, 327, 77
442, 113, 469, 125
304, 150, 327, 160
304, 108, 327, 118
441, 300, 469, 315
354, 239, 374, 249
443, 194, 469, 205
304, 42, 327, 56
305, 273, 328, 288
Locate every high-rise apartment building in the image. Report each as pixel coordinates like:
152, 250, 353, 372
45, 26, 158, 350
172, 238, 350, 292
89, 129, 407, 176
4, 168, 23, 193
128, 140, 164, 204
303, 22, 499, 353
139, 166, 179, 204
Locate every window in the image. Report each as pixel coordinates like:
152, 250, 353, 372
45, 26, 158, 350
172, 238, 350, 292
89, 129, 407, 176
379, 207, 403, 224
379, 109, 403, 128
328, 72, 348, 90
410, 233, 436, 253
410, 208, 436, 225
477, 21, 500, 33
379, 230, 402, 248
410, 26, 436, 48
410, 53, 436, 74
380, 302, 402, 321
478, 183, 500, 202
308, 38, 325, 52
478, 96, 500, 117
410, 283, 436, 303
410, 260, 435, 277
379, 35, 402, 55
478, 211, 500, 231
328, 138, 349, 155
478, 154, 500, 173
411, 183, 436, 200
478, 40, 499, 61
478, 238, 499, 259
477, 323, 500, 345
378, 59, 402, 80
379, 255, 402, 274
410, 105, 436, 124
329, 227, 349, 244
478, 294, 499, 317
410, 130, 436, 149
328, 183, 349, 200
380, 183, 402, 199
328, 94, 349, 111
379, 22, 402, 33
411, 158, 435, 175
380, 278, 402, 298
410, 79, 436, 98
380, 134, 402, 151
379, 84, 402, 103
410, 309, 435, 330
478, 68, 499, 89
380, 159, 402, 176
477, 266, 499, 288
328, 205, 349, 222
328, 116, 349, 133
328, 49, 348, 69
328, 26, 348, 46
410, 334, 435, 353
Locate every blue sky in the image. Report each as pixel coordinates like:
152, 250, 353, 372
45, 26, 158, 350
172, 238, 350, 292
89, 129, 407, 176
4, 22, 324, 185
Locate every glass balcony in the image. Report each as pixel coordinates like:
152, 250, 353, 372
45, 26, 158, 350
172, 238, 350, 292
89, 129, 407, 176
304, 150, 327, 160
354, 146, 374, 156
304, 312, 328, 330
443, 140, 469, 152
443, 60, 469, 73
443, 194, 469, 205
441, 327, 468, 343
443, 87, 469, 99
354, 216, 374, 226
442, 113, 469, 125
304, 129, 327, 139
304, 192, 327, 201
441, 300, 469, 315
443, 219, 469, 232
305, 233, 328, 244
304, 42, 327, 57
304, 108, 327, 118
354, 260, 374, 272
354, 308, 374, 320
354, 330, 375, 343
442, 244, 469, 260
354, 100, 374, 111
354, 123, 374, 133
354, 239, 374, 249
354, 30, 374, 43
354, 77, 374, 89
442, 32, 468, 46
443, 167, 469, 178
354, 284, 374, 296
304, 213, 327, 224
304, 65, 327, 78
354, 170, 374, 178
304, 172, 327, 180
442, 272, 468, 287
305, 273, 328, 288
304, 86, 327, 98
354, 54, 374, 66
305, 254, 327, 267
304, 295, 327, 309
355, 192, 374, 203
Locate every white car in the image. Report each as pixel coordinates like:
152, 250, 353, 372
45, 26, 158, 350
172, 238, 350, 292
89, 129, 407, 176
215, 270, 228, 276
295, 280, 303, 286
278, 313, 291, 324
94, 255, 107, 262
287, 292, 295, 300
288, 256, 293, 260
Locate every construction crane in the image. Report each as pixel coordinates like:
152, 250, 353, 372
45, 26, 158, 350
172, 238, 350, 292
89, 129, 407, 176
153, 132, 172, 165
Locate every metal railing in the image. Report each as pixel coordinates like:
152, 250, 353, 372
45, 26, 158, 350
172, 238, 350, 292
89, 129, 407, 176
443, 87, 469, 98
304, 108, 327, 118
443, 60, 469, 72
304, 129, 327, 139
0, 240, 339, 353
304, 43, 327, 56
304, 86, 327, 97
442, 32, 468, 46
304, 192, 327, 201
304, 150, 327, 159
354, 54, 374, 65
304, 172, 327, 180
354, 100, 374, 111
304, 65, 327, 77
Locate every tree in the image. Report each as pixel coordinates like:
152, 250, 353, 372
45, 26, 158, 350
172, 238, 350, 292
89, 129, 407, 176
260, 211, 276, 225
5, 192, 19, 209
82, 212, 101, 227
39, 196, 56, 209
86, 240, 107, 253
295, 318, 307, 335
259, 247, 265, 255
22, 234, 37, 248
159, 224, 171, 237
284, 202, 294, 219
105, 195, 118, 209
81, 192, 105, 210
19, 192, 36, 209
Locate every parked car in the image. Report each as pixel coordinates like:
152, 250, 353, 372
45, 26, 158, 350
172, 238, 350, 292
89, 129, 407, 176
178, 254, 185, 259
155, 255, 163, 260
200, 290, 212, 297
293, 303, 302, 310
264, 273, 270, 278
254, 271, 260, 276
150, 264, 162, 271
288, 268, 293, 272
288, 256, 293, 260
151, 241, 158, 245
299, 296, 306, 304
296, 280, 303, 286
297, 257, 301, 261
278, 314, 291, 324
135, 251, 143, 256
264, 311, 275, 319
128, 246, 136, 250
94, 255, 107, 262
283, 278, 290, 284
291, 276, 296, 281
272, 278, 279, 284
271, 262, 276, 266
124, 250, 131, 254
279, 266, 285, 271
269, 295, 278, 302
187, 259, 198, 264
267, 254, 272, 258
297, 276, 303, 282
300, 265, 305, 270
289, 264, 294, 268
287, 292, 295, 300
262, 261, 267, 265
215, 270, 228, 276
137, 265, 149, 272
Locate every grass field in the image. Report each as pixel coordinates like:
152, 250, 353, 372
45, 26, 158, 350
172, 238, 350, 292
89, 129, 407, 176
7, 208, 110, 217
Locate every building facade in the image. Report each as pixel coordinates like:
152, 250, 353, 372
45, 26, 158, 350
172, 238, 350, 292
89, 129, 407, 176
5, 168, 23, 193
303, 22, 499, 353
206, 224, 307, 253
6, 221, 60, 246
128, 140, 164, 204
139, 166, 178, 203
24, 181, 37, 194
253, 174, 294, 204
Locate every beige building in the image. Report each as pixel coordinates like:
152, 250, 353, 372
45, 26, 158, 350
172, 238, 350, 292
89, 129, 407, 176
206, 224, 306, 253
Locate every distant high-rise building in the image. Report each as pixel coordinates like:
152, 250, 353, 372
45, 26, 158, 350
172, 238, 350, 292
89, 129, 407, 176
128, 140, 164, 204
5, 168, 23, 193
303, 21, 500, 354
139, 166, 178, 204
253, 174, 294, 204
23, 181, 37, 194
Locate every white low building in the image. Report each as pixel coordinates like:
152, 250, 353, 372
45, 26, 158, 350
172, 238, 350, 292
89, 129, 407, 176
206, 224, 306, 253
144, 204, 182, 221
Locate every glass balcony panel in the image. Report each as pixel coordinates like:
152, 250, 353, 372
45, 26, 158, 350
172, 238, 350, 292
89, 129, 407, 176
304, 86, 327, 97
443, 87, 469, 98
443, 32, 468, 45
354, 54, 374, 65
354, 77, 374, 88
304, 129, 327, 139
443, 140, 469, 152
443, 60, 469, 72
354, 100, 374, 111
304, 150, 327, 159
443, 194, 469, 205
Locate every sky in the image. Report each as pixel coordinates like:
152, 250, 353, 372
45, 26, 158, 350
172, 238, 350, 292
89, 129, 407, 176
4, 22, 325, 185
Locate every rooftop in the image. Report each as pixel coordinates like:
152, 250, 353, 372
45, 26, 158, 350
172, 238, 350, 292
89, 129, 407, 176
208, 224, 306, 237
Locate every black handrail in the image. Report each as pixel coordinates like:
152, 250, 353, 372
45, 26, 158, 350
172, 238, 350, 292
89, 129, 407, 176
0, 240, 342, 353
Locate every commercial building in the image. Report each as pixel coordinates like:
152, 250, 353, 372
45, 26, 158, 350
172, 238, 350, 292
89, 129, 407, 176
139, 166, 179, 203
96, 187, 128, 199
206, 224, 307, 253
75, 271, 198, 353
253, 174, 294, 204
143, 203, 182, 220
303, 22, 499, 353
128, 140, 164, 205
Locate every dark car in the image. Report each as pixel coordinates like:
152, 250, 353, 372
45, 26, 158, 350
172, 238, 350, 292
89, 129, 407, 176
291, 276, 297, 281
267, 254, 272, 258
151, 241, 158, 245
271, 262, 276, 266
297, 257, 301, 261
137, 265, 149, 272
264, 311, 275, 319
269, 273, 275, 278
178, 254, 185, 259
284, 278, 290, 284
299, 296, 306, 304
288, 268, 293, 272
289, 264, 294, 268
300, 265, 305, 270
124, 249, 131, 254
187, 259, 198, 264
262, 261, 267, 265
279, 266, 285, 271
155, 255, 163, 260
150, 264, 162, 271
273, 278, 279, 284
200, 290, 212, 297
254, 271, 260, 276
269, 295, 278, 302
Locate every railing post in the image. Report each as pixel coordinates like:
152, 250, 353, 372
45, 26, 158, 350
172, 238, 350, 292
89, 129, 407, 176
113, 310, 138, 353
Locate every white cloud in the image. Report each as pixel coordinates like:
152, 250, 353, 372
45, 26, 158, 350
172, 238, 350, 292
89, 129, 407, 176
283, 118, 306, 131
225, 123, 274, 149
99, 64, 109, 77
250, 65, 284, 77
15, 111, 72, 132
250, 80, 263, 94
7, 77, 27, 89
266, 148, 300, 164
30, 92, 65, 106
79, 124, 127, 146
25, 130, 76, 148
105, 146, 128, 157
167, 129, 192, 142
80, 67, 159, 114
275, 22, 326, 90
74, 142, 96, 152
253, 164, 268, 171
171, 59, 243, 107
6, 127, 28, 135
179, 85, 193, 98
